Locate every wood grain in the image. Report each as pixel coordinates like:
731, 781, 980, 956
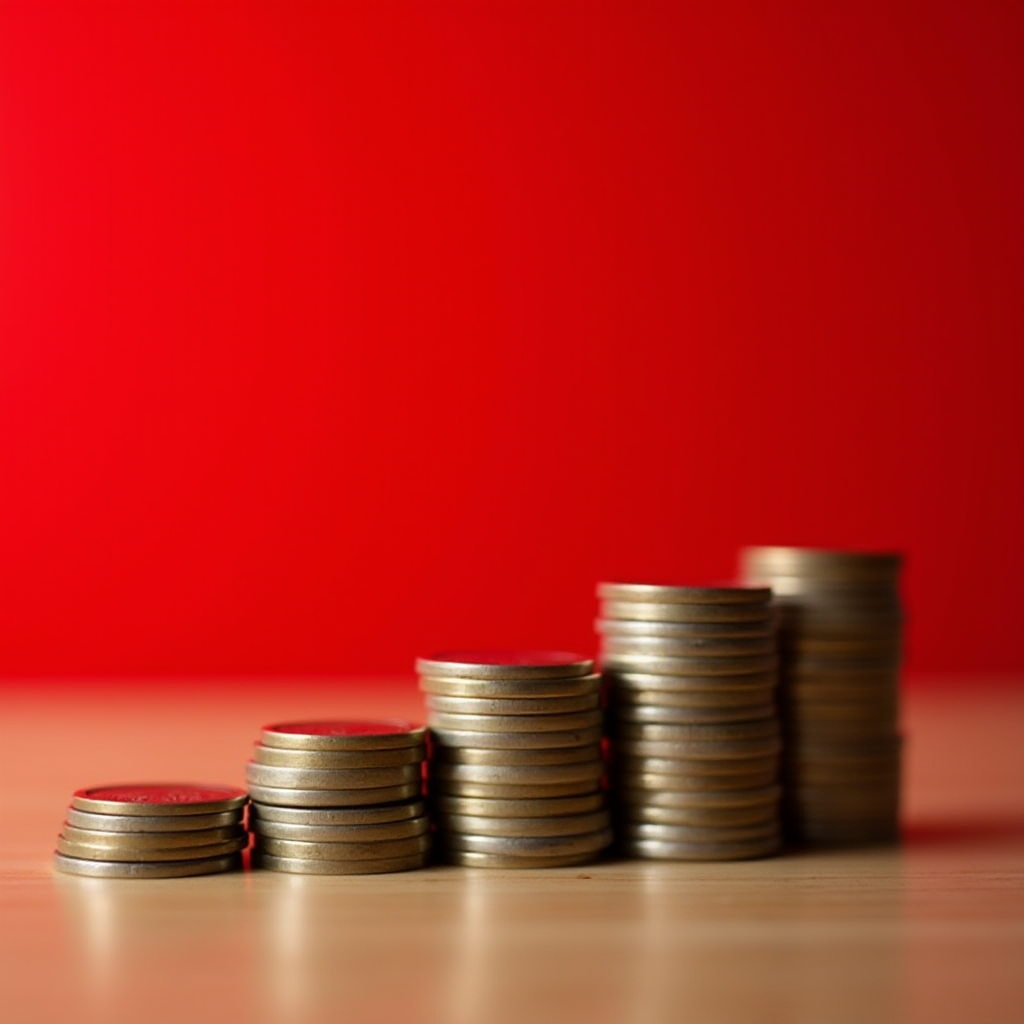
1, 680, 1022, 1024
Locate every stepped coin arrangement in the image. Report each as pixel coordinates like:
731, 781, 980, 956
53, 784, 247, 878
418, 651, 611, 868
248, 721, 430, 873
740, 546, 903, 844
597, 583, 783, 860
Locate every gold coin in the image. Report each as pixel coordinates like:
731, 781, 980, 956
610, 744, 779, 772
614, 803, 778, 828
59, 824, 244, 850
620, 820, 780, 843
425, 693, 600, 716
415, 652, 593, 680
600, 601, 774, 624
439, 827, 613, 857
430, 761, 603, 786
431, 792, 606, 818
251, 817, 429, 843
431, 745, 602, 767
740, 546, 902, 581
426, 709, 603, 734
439, 849, 604, 869
429, 725, 604, 750
602, 652, 778, 676
260, 721, 427, 752
613, 719, 779, 741
613, 784, 781, 811
436, 809, 611, 838
249, 800, 426, 826
432, 778, 601, 799
64, 808, 243, 833
597, 619, 774, 639
611, 703, 776, 725
602, 636, 776, 658
611, 763, 779, 791
619, 834, 781, 861
605, 670, 778, 694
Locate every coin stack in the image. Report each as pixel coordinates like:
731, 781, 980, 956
597, 583, 783, 861
417, 651, 612, 868
53, 784, 248, 878
247, 720, 431, 874
740, 547, 903, 845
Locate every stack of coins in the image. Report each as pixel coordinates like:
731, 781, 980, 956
247, 721, 431, 874
53, 784, 248, 878
417, 651, 612, 868
597, 583, 783, 861
740, 547, 903, 845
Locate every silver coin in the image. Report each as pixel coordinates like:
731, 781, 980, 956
249, 800, 426, 826
440, 827, 613, 857
426, 709, 604, 734
57, 835, 247, 862
432, 792, 606, 818
602, 635, 776, 658
611, 703, 777, 725
602, 652, 778, 676
429, 761, 603, 786
620, 835, 782, 861
254, 851, 428, 874
419, 673, 602, 699
246, 781, 422, 807
251, 817, 429, 843
740, 546, 901, 581
600, 600, 774, 624
611, 764, 779, 791
605, 670, 778, 694
432, 778, 601, 799
620, 820, 780, 843
429, 725, 604, 750
596, 618, 775, 639
611, 735, 780, 760
615, 803, 779, 828
64, 808, 243, 833
260, 721, 427, 752
256, 833, 431, 861
60, 824, 245, 850
415, 652, 593, 680
425, 693, 601, 716
597, 583, 772, 605
439, 849, 604, 869
436, 809, 611, 838
252, 745, 425, 769
613, 719, 778, 742
245, 762, 421, 791
53, 852, 242, 878
431, 744, 603, 767
613, 785, 781, 810
610, 744, 779, 772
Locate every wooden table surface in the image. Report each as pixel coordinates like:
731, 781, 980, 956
1, 680, 1022, 1024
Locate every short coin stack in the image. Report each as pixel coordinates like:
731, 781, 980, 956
740, 546, 903, 845
418, 651, 611, 868
597, 583, 783, 861
53, 784, 248, 878
247, 720, 430, 874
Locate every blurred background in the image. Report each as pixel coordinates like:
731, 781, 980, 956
1, 0, 1022, 686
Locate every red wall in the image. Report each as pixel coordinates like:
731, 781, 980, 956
1, 1, 1022, 682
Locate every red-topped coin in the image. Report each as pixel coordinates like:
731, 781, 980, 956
260, 720, 427, 752
71, 783, 248, 816
415, 651, 593, 680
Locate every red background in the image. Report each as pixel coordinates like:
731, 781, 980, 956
1, 1, 1022, 684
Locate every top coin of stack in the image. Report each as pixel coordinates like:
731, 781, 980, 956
740, 547, 903, 845
53, 783, 248, 878
247, 721, 431, 874
597, 583, 783, 861
418, 651, 612, 868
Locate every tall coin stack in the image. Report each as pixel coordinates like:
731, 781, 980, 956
417, 651, 612, 868
53, 783, 248, 878
247, 721, 431, 874
740, 547, 903, 845
597, 583, 783, 861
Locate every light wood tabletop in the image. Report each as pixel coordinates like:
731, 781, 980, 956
1, 680, 1022, 1024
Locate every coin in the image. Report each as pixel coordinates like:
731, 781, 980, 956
439, 849, 604, 869
429, 725, 604, 750
597, 583, 772, 605
251, 817, 429, 842
57, 835, 247, 862
424, 693, 601, 715
611, 744, 779, 771
601, 636, 776, 658
620, 819, 779, 841
740, 547, 901, 581
433, 778, 601, 799
53, 852, 242, 878
70, 784, 248, 816
431, 792, 606, 818
64, 808, 243, 833
614, 802, 779, 827
611, 703, 777, 726
431, 745, 602, 767
419, 674, 602, 699
612, 784, 780, 810
605, 670, 778, 694
439, 827, 613, 857
610, 764, 778, 791
429, 761, 603, 786
611, 736, 780, 760
260, 720, 427, 752
619, 835, 781, 860
246, 781, 422, 807
416, 651, 593, 680
254, 852, 428, 874
252, 745, 425, 769
249, 800, 427, 826
601, 652, 778, 676
60, 824, 245, 850
245, 762, 422, 791
600, 601, 773, 624
437, 810, 611, 838
426, 709, 603, 734
613, 719, 778, 742
597, 619, 775, 639
256, 834, 431, 861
